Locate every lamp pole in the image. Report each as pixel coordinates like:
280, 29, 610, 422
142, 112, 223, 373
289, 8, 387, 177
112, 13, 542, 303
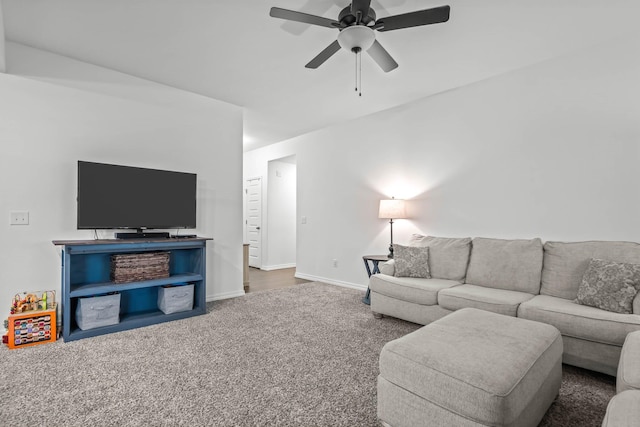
388, 218, 395, 258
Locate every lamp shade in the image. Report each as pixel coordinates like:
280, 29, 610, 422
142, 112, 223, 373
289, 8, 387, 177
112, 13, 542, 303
378, 199, 407, 219
337, 25, 376, 51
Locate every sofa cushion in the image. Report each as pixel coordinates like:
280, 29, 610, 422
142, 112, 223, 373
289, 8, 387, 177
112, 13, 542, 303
369, 274, 461, 306
602, 390, 640, 427
541, 241, 640, 300
438, 284, 535, 317
517, 295, 640, 347
617, 331, 640, 394
465, 237, 543, 294
393, 244, 431, 278
575, 259, 640, 314
379, 259, 395, 276
408, 235, 472, 281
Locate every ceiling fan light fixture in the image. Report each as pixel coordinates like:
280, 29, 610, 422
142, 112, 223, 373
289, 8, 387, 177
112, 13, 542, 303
337, 25, 375, 52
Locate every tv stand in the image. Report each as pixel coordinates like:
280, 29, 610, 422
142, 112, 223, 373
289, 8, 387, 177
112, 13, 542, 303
52, 237, 211, 342
115, 231, 170, 239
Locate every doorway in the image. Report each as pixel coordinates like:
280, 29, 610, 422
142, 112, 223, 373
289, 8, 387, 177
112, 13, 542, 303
265, 155, 297, 270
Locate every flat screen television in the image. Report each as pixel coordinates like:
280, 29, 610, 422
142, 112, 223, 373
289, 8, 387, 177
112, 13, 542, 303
77, 161, 197, 232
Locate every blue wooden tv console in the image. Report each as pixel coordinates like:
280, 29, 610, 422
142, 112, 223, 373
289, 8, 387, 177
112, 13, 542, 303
53, 237, 211, 342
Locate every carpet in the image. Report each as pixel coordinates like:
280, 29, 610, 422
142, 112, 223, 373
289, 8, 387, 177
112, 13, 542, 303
0, 282, 615, 426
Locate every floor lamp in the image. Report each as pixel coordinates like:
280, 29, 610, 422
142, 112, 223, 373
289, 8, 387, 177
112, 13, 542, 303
379, 198, 407, 259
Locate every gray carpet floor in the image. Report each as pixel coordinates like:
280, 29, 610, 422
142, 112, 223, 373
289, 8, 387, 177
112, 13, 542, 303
0, 282, 615, 426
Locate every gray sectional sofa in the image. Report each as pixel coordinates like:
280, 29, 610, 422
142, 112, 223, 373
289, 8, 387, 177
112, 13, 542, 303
369, 235, 640, 376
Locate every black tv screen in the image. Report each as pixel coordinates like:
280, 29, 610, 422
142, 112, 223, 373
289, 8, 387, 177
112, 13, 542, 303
77, 161, 197, 230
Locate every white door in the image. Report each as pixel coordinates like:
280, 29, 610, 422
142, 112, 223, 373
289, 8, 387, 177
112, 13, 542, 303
245, 178, 262, 268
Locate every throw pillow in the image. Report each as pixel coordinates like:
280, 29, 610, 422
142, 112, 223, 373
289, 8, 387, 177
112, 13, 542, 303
575, 258, 640, 314
393, 244, 431, 278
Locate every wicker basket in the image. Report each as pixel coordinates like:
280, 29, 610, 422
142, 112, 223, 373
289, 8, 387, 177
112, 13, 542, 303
110, 252, 170, 284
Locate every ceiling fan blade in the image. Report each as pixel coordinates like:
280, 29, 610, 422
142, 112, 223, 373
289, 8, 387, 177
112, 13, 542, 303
367, 40, 398, 72
374, 5, 450, 32
305, 40, 342, 69
270, 7, 340, 29
351, 0, 371, 22
280, 1, 335, 35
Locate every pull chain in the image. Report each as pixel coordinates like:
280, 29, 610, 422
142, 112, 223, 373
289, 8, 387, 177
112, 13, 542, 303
358, 48, 362, 97
353, 47, 362, 97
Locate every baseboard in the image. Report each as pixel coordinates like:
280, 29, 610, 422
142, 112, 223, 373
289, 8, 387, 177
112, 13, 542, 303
294, 272, 368, 292
261, 263, 296, 271
206, 289, 245, 302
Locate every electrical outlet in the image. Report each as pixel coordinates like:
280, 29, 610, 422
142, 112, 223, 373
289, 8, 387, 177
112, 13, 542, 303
332, 259, 338, 268
301, 216, 307, 224
10, 211, 29, 225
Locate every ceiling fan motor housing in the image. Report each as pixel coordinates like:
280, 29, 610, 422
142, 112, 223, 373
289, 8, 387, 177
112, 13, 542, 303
338, 5, 376, 26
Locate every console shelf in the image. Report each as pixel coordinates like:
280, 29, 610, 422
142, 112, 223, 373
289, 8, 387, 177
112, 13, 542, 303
69, 273, 203, 298
53, 238, 211, 342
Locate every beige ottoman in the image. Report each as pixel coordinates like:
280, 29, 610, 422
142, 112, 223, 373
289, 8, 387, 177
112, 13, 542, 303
378, 308, 563, 427
616, 330, 640, 394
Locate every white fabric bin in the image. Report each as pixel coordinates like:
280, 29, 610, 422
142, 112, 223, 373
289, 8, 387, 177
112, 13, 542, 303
158, 284, 194, 314
76, 293, 120, 330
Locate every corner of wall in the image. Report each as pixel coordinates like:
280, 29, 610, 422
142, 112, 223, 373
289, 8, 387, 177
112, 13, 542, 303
0, 3, 6, 73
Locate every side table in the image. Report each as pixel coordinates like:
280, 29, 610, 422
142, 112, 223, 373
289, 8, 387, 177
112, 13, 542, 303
362, 255, 390, 305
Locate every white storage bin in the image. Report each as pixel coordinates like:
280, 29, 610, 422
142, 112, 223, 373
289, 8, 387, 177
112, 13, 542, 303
158, 284, 194, 314
76, 293, 120, 330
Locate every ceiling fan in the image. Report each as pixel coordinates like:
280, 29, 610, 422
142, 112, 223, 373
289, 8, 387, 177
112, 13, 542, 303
269, 1, 450, 75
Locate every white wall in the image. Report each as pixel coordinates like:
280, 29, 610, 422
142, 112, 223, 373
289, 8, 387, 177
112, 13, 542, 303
0, 42, 244, 321
244, 33, 640, 291
264, 158, 296, 270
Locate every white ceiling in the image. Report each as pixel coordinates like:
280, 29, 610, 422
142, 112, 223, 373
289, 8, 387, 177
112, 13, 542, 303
2, 0, 638, 151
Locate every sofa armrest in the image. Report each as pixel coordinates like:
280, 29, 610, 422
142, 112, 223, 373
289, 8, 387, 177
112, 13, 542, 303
634, 292, 640, 315
379, 259, 395, 276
